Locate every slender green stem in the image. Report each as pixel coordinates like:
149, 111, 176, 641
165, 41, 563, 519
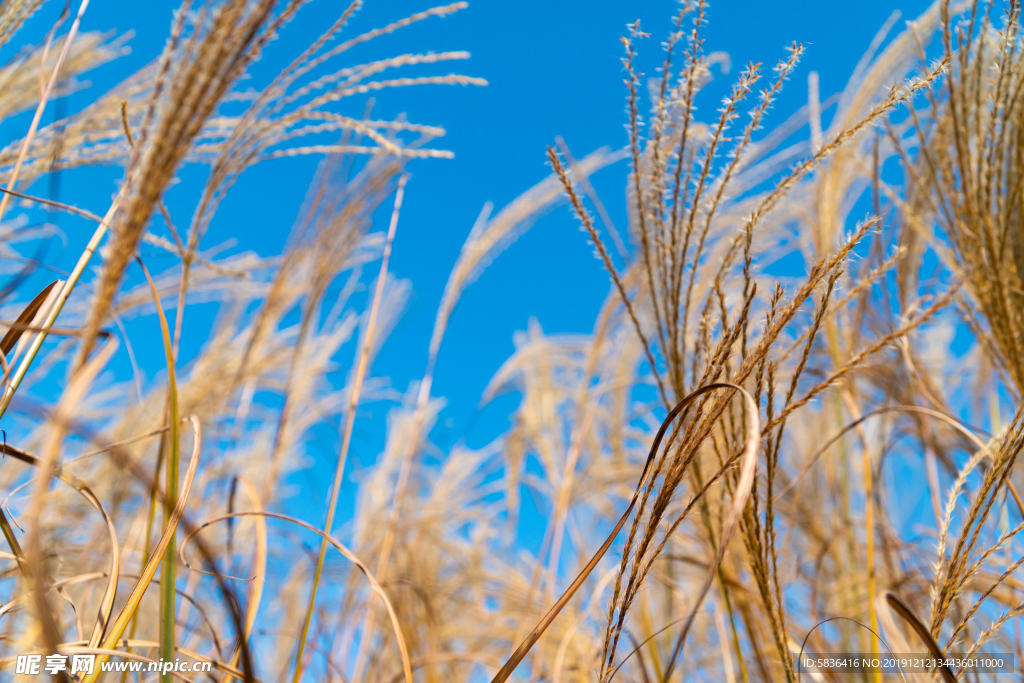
122, 435, 166, 683
136, 258, 180, 683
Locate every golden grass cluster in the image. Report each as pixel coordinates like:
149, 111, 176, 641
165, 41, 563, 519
0, 0, 1022, 681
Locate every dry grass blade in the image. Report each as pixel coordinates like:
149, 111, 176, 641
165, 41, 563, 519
877, 592, 955, 683
87, 415, 202, 682
7, 1, 1024, 681
490, 382, 759, 683
662, 385, 760, 679
0, 279, 63, 393
0, 280, 58, 355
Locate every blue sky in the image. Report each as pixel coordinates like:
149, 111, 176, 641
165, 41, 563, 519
3, 0, 937, 507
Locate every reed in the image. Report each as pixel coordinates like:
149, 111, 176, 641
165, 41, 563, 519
0, 0, 1022, 682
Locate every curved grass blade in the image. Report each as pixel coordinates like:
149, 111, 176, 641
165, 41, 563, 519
0, 279, 59, 356
82, 416, 201, 683
180, 510, 414, 683
0, 440, 121, 648
877, 592, 956, 683
490, 382, 760, 683
219, 476, 266, 683
793, 615, 910, 683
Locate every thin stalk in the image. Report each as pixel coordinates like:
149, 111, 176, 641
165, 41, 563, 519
0, 192, 123, 420
718, 570, 750, 683
292, 175, 407, 683
135, 258, 180, 683
0, 508, 26, 574
122, 435, 166, 683
84, 416, 203, 683
863, 446, 880, 683
825, 320, 864, 675
842, 389, 880, 683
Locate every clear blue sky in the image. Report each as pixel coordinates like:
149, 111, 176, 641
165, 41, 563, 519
4, 0, 935, 511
